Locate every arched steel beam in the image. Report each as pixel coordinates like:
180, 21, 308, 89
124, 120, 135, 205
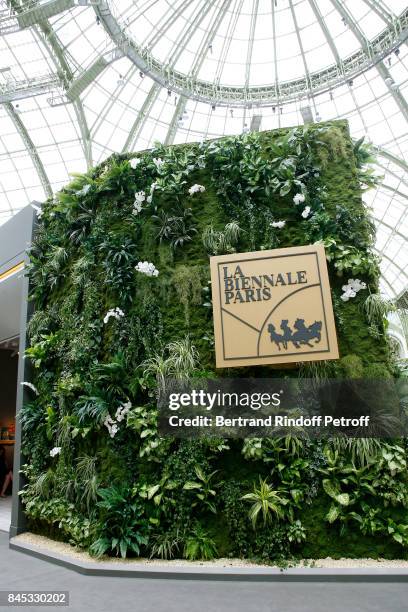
330, 0, 370, 51
375, 247, 407, 277
376, 147, 408, 173
165, 95, 187, 146
6, 0, 93, 167
0, 73, 62, 103
122, 82, 161, 152
373, 215, 406, 241
308, 0, 342, 67
1, 0, 75, 33
244, 0, 259, 91
380, 274, 398, 298
289, 0, 313, 95
144, 0, 196, 51
376, 61, 408, 123
159, 0, 218, 66
375, 162, 408, 189
5, 102, 53, 198
122, 1, 233, 151
380, 183, 408, 203
270, 0, 280, 122
193, 0, 233, 82
16, 0, 75, 28
94, 1, 408, 107
330, 0, 408, 123
35, 20, 93, 167
214, 0, 243, 86
164, 0, 233, 143
361, 0, 395, 26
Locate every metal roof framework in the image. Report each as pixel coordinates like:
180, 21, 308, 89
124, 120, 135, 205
0, 0, 406, 297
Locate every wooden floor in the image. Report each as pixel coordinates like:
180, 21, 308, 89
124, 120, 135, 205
0, 495, 11, 532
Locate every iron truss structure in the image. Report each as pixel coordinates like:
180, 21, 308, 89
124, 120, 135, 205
0, 0, 406, 299
95, 1, 408, 107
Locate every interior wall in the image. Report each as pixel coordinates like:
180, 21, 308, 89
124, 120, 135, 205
0, 349, 18, 468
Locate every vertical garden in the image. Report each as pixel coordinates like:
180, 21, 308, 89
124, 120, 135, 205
20, 120, 408, 561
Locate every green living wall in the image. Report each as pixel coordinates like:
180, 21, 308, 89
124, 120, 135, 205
21, 120, 408, 561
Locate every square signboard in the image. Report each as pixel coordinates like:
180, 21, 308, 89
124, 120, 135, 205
210, 244, 339, 367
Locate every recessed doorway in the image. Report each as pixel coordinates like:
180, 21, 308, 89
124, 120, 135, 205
0, 338, 18, 532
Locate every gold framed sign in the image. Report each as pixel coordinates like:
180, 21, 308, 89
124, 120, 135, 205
210, 244, 339, 368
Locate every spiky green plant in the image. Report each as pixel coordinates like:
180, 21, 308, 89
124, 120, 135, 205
76, 454, 99, 513
363, 293, 395, 326
328, 438, 382, 467
149, 529, 182, 560
166, 337, 199, 378
241, 479, 286, 528
183, 524, 217, 560
202, 220, 242, 254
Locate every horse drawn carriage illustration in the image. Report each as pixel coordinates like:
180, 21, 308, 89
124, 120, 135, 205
267, 318, 322, 351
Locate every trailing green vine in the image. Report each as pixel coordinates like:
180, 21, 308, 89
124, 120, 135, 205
20, 121, 406, 562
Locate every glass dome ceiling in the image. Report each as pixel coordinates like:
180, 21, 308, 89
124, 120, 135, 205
0, 0, 407, 298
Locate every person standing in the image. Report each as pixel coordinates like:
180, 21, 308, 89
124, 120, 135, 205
0, 445, 12, 498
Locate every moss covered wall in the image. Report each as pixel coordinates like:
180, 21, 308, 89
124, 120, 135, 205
19, 121, 408, 562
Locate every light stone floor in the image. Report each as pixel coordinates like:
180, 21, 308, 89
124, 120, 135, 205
1, 532, 408, 612
0, 495, 11, 532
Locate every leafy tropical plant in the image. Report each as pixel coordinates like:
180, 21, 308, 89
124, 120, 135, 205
241, 479, 287, 528
141, 337, 199, 394
149, 529, 182, 560
153, 208, 197, 249
353, 137, 383, 191
75, 454, 99, 513
183, 523, 217, 560
21, 122, 398, 561
90, 486, 150, 558
183, 466, 219, 514
202, 220, 243, 255
362, 293, 395, 325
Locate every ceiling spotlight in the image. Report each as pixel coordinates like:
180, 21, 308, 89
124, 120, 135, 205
139, 71, 144, 78
229, 109, 234, 117
96, 15, 100, 25
315, 111, 321, 123
395, 48, 400, 56
348, 79, 353, 87
384, 76, 393, 85
14, 103, 21, 114
387, 57, 392, 67
208, 44, 213, 54
341, 16, 347, 26
329, 90, 334, 100
211, 104, 216, 111
272, 106, 276, 113
117, 75, 125, 87
167, 89, 172, 96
